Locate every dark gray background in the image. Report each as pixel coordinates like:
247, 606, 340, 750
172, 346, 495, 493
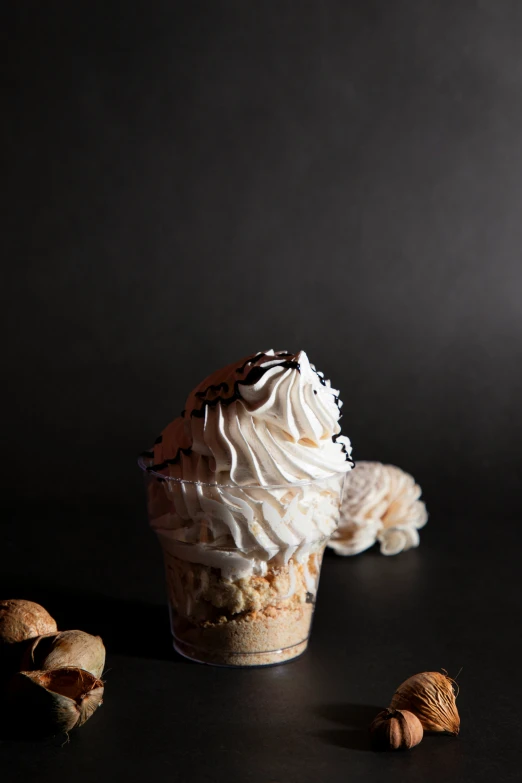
2, 3, 522, 783
3, 0, 521, 517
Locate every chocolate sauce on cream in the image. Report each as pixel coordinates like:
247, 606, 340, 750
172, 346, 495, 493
189, 358, 300, 419
143, 351, 352, 474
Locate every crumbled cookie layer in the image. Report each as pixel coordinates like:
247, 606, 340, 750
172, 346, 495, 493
172, 601, 314, 666
164, 552, 322, 622
161, 549, 324, 666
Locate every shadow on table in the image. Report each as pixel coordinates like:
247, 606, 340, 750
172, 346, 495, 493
313, 703, 383, 752
0, 579, 183, 664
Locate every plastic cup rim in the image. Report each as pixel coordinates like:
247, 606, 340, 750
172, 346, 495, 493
138, 456, 349, 490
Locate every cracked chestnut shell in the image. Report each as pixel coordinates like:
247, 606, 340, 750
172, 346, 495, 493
7, 667, 104, 736
369, 708, 424, 751
22, 630, 106, 679
0, 600, 57, 645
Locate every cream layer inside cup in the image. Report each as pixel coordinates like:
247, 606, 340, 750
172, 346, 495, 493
143, 350, 354, 583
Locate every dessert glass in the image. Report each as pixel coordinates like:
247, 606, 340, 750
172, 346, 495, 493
139, 458, 346, 667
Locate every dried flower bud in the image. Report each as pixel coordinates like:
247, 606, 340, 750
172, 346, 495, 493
390, 671, 460, 735
0, 600, 57, 645
369, 708, 423, 751
328, 462, 428, 556
23, 630, 106, 679
7, 667, 104, 737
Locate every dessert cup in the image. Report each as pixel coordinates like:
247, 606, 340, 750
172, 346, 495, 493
139, 458, 346, 667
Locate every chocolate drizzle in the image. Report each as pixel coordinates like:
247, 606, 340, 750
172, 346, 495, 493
301, 362, 353, 465
191, 352, 297, 410
147, 446, 193, 472
144, 351, 353, 472
333, 433, 355, 467
145, 354, 299, 471
309, 363, 344, 421
236, 352, 266, 375
190, 359, 300, 419
195, 381, 228, 399
236, 351, 294, 376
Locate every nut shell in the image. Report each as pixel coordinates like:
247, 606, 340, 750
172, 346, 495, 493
369, 708, 423, 751
0, 600, 57, 644
23, 630, 106, 679
7, 667, 104, 736
390, 671, 460, 735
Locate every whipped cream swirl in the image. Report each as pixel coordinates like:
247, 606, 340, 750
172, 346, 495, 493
146, 350, 352, 484
142, 350, 353, 580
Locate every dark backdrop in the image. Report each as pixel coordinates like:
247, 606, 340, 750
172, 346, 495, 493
2, 6, 522, 783
3, 0, 522, 518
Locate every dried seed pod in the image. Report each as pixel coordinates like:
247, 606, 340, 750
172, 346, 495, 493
0, 600, 57, 645
369, 708, 423, 751
390, 671, 460, 735
7, 667, 104, 736
23, 630, 106, 679
328, 461, 428, 556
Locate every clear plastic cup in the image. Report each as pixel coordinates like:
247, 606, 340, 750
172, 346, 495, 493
139, 457, 346, 667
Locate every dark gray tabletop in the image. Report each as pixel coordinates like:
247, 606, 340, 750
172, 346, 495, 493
1, 506, 520, 783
